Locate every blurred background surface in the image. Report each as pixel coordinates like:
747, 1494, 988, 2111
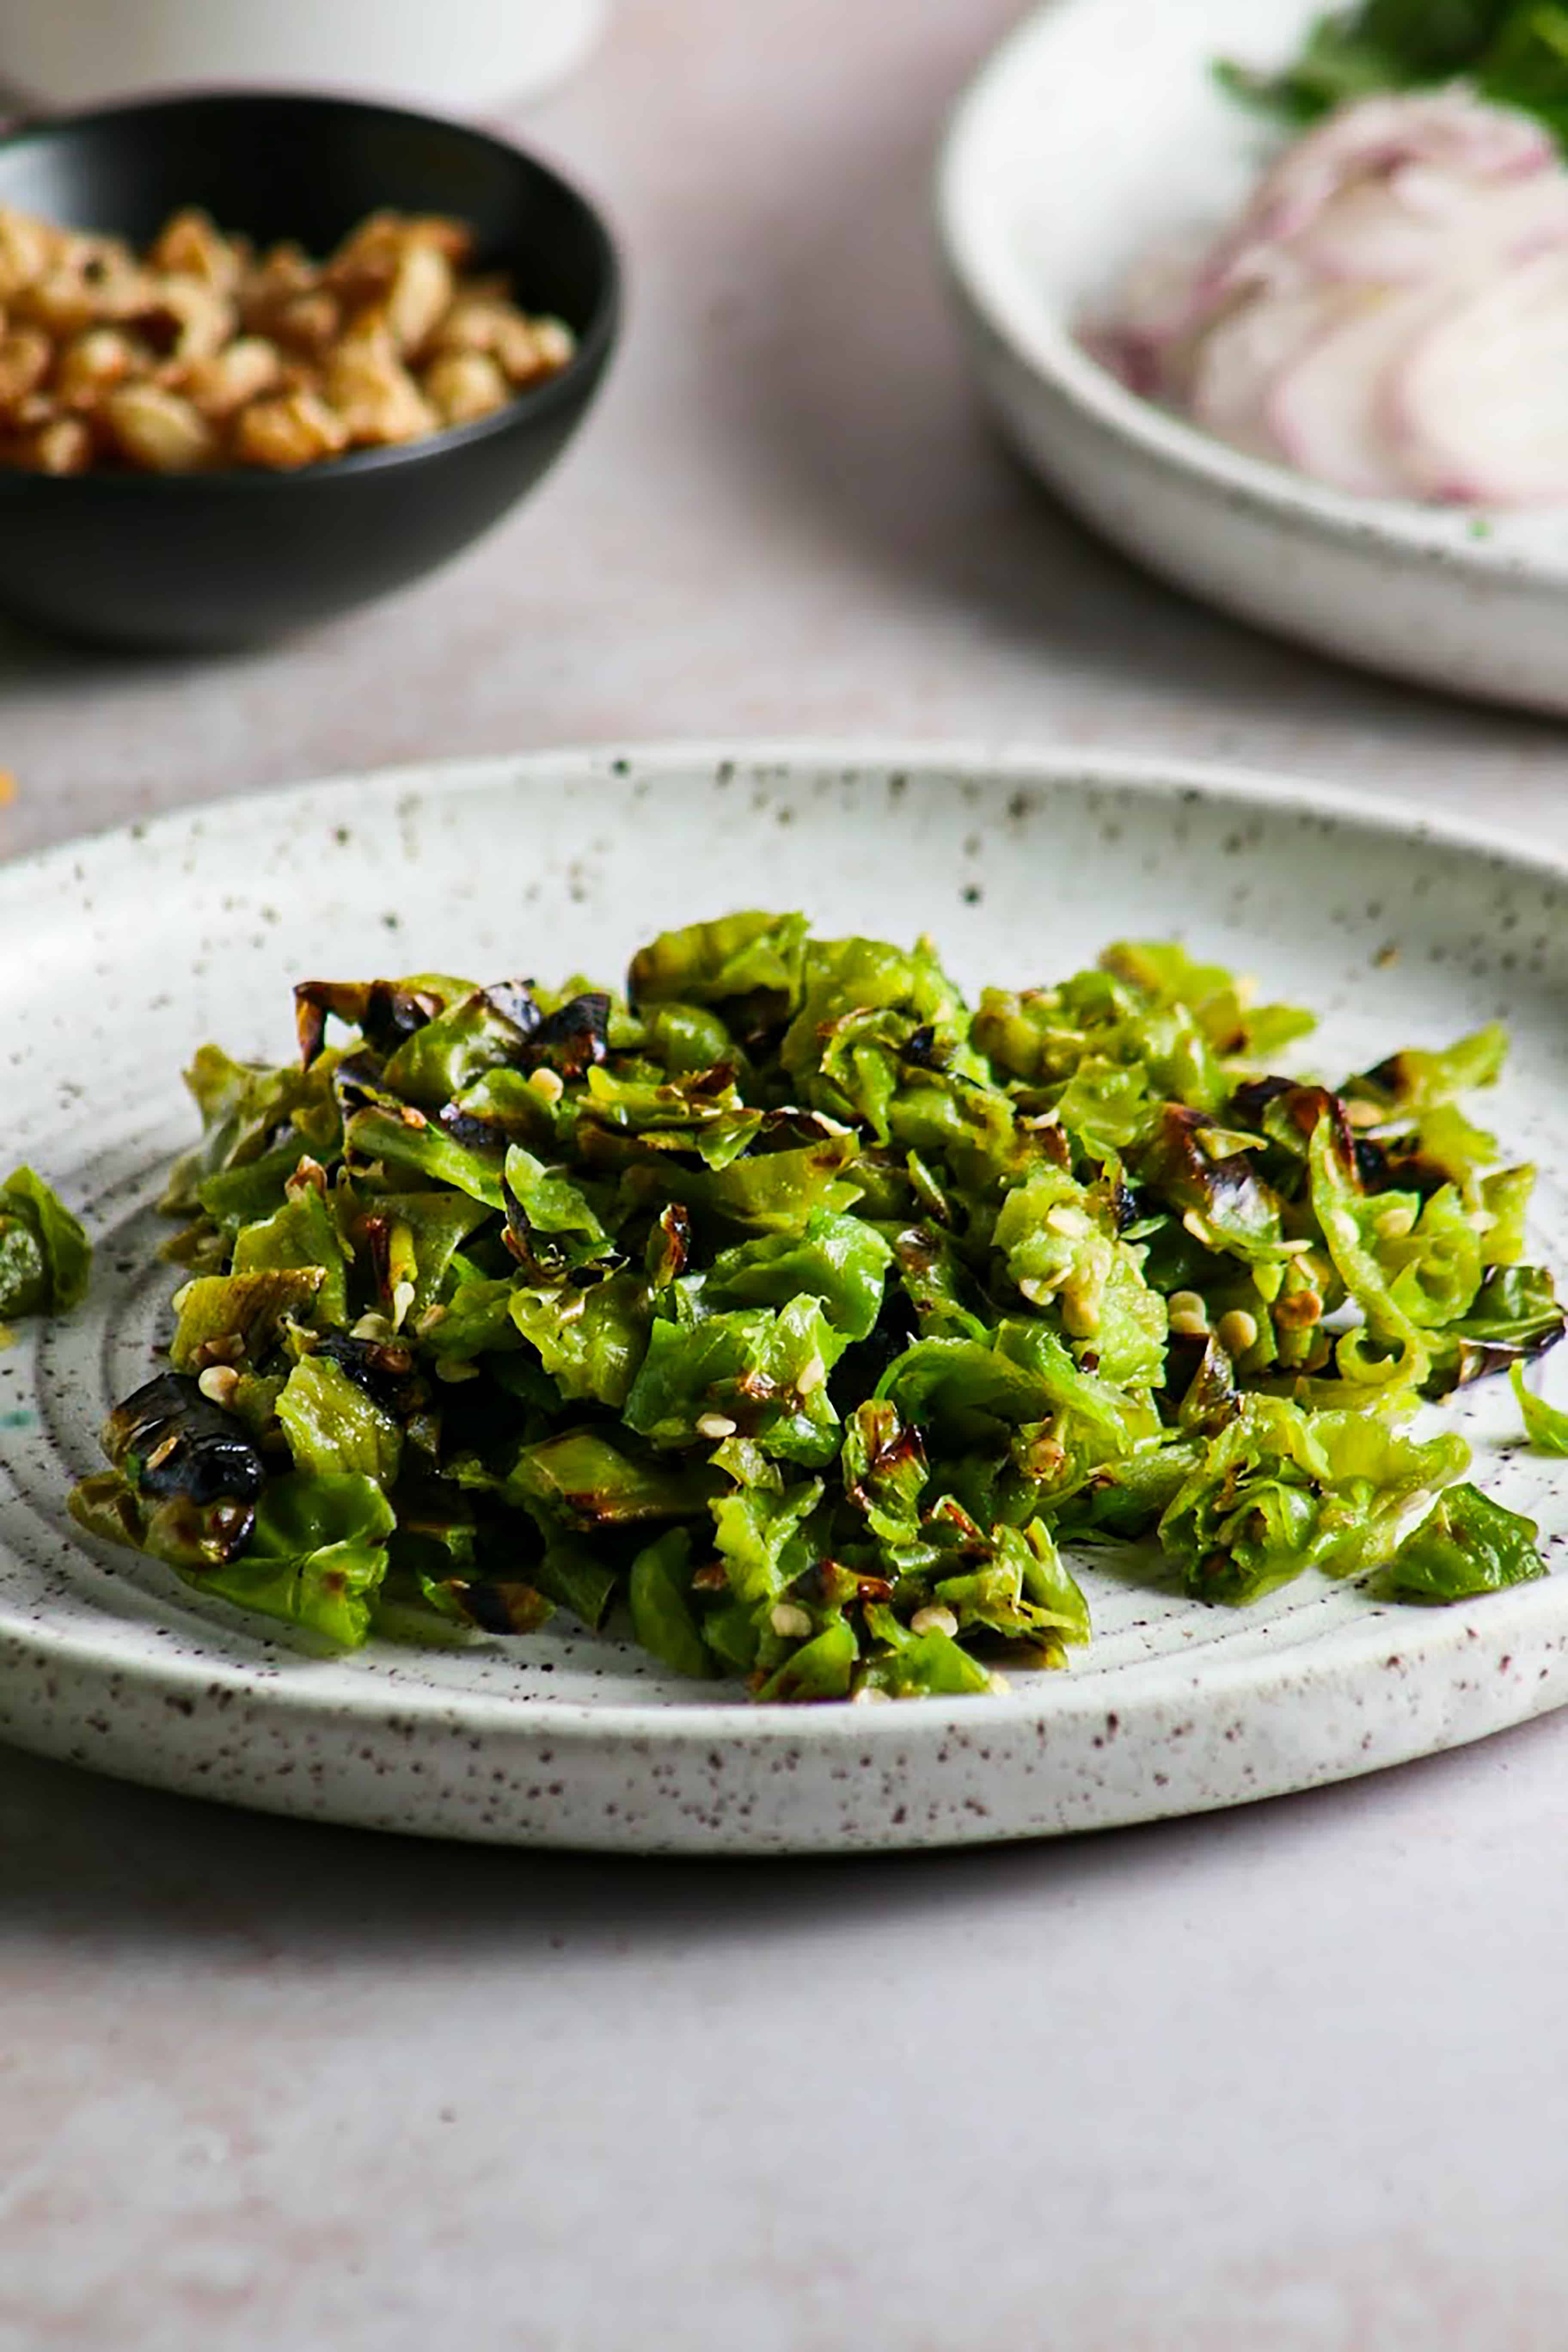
0, 0, 609, 112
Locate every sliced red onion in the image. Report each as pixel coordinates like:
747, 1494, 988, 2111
1267, 288, 1445, 497
1388, 248, 1568, 504
1188, 285, 1359, 454
1085, 86, 1568, 505
1241, 87, 1553, 249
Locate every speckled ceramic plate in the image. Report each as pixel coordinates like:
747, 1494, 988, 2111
937, 0, 1568, 714
5, 743, 1568, 1854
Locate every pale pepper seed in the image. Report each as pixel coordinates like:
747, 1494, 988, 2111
1216, 1308, 1259, 1357
910, 1604, 959, 1638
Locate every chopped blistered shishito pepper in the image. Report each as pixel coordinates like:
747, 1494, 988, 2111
72, 923, 1557, 1687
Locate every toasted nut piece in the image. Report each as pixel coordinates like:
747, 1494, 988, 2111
238, 241, 316, 318
23, 414, 92, 473
322, 216, 405, 306
433, 296, 540, 373
0, 208, 56, 300
180, 335, 281, 420
429, 294, 505, 354
322, 327, 435, 444
384, 239, 453, 357
497, 310, 574, 384
429, 298, 573, 381
494, 313, 543, 379
102, 382, 219, 472
53, 325, 142, 407
16, 247, 151, 335
149, 208, 243, 295
403, 214, 472, 266
269, 291, 340, 355
0, 199, 566, 476
527, 316, 575, 372
0, 327, 52, 412
326, 211, 472, 305
232, 388, 349, 470
433, 295, 568, 382
9, 390, 55, 430
135, 275, 235, 362
273, 358, 323, 398
422, 348, 509, 426
61, 227, 141, 279
13, 267, 99, 337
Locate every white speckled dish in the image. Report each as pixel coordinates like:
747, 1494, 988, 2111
937, 0, 1568, 714
5, 742, 1568, 1854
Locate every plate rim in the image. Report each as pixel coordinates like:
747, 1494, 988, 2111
933, 0, 1568, 586
5, 734, 1568, 1759
2, 733, 1561, 924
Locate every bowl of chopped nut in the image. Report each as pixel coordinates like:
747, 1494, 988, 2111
0, 91, 619, 649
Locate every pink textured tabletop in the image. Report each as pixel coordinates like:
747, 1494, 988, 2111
5, 6, 1568, 2348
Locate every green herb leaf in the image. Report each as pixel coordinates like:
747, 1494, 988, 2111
1373, 1481, 1547, 1602
0, 1166, 90, 1318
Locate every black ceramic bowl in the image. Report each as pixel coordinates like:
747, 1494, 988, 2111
0, 92, 619, 649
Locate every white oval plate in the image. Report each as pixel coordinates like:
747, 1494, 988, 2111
5, 742, 1568, 1854
937, 0, 1568, 714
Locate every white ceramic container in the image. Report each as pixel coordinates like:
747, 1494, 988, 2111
937, 0, 1568, 714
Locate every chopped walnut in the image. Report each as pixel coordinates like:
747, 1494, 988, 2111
136, 276, 236, 364
383, 241, 453, 357
27, 415, 93, 474
268, 291, 342, 355
422, 348, 510, 426
0, 327, 52, 411
53, 326, 141, 408
0, 208, 55, 301
231, 389, 349, 470
236, 242, 317, 332
148, 208, 246, 296
178, 337, 282, 421
101, 383, 220, 473
0, 201, 575, 475
322, 322, 436, 446
324, 210, 472, 308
